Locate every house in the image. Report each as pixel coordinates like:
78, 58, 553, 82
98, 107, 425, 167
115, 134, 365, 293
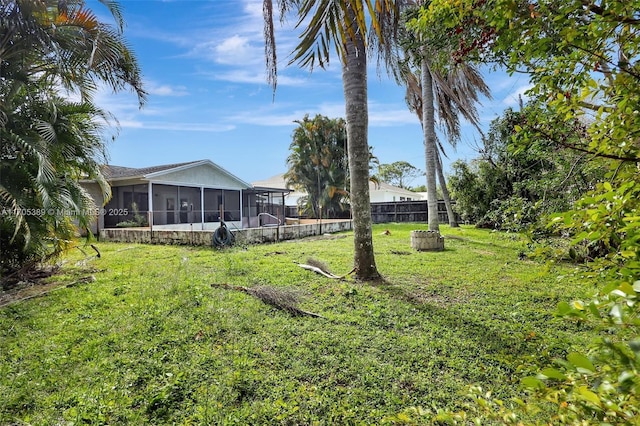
252, 174, 306, 217
252, 174, 425, 216
82, 160, 289, 234
369, 181, 425, 203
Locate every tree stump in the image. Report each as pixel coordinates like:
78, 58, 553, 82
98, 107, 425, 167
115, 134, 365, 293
411, 230, 444, 251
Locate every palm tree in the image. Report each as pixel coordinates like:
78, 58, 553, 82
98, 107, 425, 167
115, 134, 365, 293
1, 0, 145, 278
405, 70, 458, 227
401, 4, 490, 230
421, 56, 440, 231
263, 0, 402, 280
284, 115, 350, 218
1, 0, 145, 102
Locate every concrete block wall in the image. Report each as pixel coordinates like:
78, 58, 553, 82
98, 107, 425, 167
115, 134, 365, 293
99, 220, 353, 246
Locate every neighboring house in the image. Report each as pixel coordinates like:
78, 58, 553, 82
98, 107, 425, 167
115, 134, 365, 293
252, 174, 425, 216
369, 181, 425, 203
82, 160, 288, 234
252, 174, 306, 216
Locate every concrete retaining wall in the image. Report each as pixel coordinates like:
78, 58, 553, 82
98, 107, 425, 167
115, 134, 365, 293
99, 220, 352, 246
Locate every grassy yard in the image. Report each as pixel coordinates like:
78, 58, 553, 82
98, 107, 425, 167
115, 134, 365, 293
0, 224, 596, 424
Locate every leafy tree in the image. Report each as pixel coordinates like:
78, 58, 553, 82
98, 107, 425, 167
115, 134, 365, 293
263, 0, 403, 280
376, 161, 422, 189
449, 106, 604, 231
409, 0, 640, 423
285, 115, 349, 218
1, 0, 145, 281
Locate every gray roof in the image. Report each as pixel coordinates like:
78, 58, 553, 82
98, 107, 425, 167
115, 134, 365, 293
252, 174, 292, 190
253, 173, 419, 196
102, 161, 201, 180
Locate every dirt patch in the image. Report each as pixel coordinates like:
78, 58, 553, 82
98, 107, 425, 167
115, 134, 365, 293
285, 233, 347, 242
471, 249, 496, 256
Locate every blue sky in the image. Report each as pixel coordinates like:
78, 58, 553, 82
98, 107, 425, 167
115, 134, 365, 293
89, 0, 531, 186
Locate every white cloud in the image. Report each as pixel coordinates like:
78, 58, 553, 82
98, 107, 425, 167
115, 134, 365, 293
225, 99, 418, 128
117, 119, 234, 132
369, 110, 417, 127
204, 70, 310, 87
147, 83, 189, 97
228, 108, 301, 126
197, 34, 264, 66
242, 0, 264, 19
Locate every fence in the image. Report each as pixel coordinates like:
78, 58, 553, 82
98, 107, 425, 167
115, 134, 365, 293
370, 200, 455, 224
99, 220, 353, 246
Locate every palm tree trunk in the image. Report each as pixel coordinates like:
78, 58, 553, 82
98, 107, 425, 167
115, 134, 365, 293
343, 23, 379, 281
422, 59, 439, 231
436, 150, 459, 227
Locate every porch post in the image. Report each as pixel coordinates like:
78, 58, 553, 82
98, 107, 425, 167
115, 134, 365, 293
200, 186, 205, 230
239, 189, 244, 229
148, 182, 153, 228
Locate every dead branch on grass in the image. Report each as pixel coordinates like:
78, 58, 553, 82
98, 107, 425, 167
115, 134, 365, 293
0, 275, 96, 308
297, 257, 355, 280
210, 283, 324, 318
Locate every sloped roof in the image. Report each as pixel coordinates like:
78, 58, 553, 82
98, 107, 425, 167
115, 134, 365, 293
103, 161, 200, 180
252, 174, 307, 195
253, 173, 421, 197
101, 160, 252, 188
371, 181, 419, 196
252, 174, 293, 191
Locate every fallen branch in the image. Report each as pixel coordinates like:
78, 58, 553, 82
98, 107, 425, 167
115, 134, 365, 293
91, 244, 101, 258
0, 275, 96, 308
297, 257, 355, 280
210, 283, 324, 318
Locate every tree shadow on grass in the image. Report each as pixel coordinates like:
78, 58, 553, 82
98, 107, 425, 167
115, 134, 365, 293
368, 277, 539, 358
443, 234, 521, 252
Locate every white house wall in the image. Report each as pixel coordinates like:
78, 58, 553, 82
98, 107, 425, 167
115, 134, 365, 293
283, 188, 423, 207
370, 191, 423, 203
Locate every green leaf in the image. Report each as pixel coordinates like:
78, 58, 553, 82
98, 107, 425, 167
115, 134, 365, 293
521, 376, 546, 390
618, 282, 636, 296
567, 352, 595, 373
556, 301, 572, 316
577, 386, 601, 406
540, 368, 566, 380
620, 250, 637, 258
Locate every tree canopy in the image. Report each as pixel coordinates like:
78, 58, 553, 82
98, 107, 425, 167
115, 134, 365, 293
285, 114, 350, 219
448, 105, 605, 231
376, 161, 422, 189
1, 0, 144, 281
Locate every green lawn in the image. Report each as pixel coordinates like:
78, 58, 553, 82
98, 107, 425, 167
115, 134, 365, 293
0, 224, 595, 424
